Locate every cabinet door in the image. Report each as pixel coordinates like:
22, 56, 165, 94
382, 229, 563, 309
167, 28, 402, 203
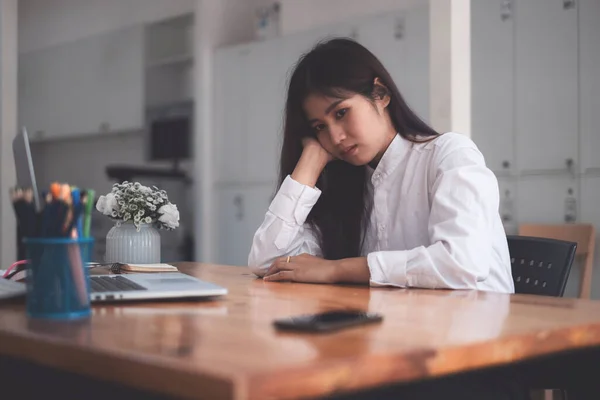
517, 176, 579, 224
19, 29, 143, 140
213, 46, 247, 184
216, 185, 275, 267
471, 0, 514, 173
244, 39, 286, 183
498, 177, 518, 235
515, 0, 578, 173
216, 187, 251, 266
51, 35, 106, 138
579, 0, 600, 173
357, 8, 429, 122
19, 51, 52, 140
402, 6, 429, 122
102, 26, 144, 133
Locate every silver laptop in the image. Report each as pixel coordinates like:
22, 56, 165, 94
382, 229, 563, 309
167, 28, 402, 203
89, 273, 227, 302
12, 127, 228, 302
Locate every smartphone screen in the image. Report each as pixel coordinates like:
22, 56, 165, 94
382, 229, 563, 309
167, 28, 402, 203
273, 310, 383, 332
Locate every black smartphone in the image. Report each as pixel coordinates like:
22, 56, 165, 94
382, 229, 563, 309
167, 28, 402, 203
273, 310, 383, 333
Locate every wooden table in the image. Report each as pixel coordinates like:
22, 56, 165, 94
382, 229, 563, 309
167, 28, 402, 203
2, 263, 600, 399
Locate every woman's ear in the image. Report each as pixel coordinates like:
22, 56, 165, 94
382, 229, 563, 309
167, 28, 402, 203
373, 77, 391, 110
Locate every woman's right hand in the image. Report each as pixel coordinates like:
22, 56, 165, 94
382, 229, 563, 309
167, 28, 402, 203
302, 137, 335, 164
291, 137, 333, 187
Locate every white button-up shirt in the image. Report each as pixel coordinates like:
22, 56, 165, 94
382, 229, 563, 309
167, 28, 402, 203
248, 132, 515, 294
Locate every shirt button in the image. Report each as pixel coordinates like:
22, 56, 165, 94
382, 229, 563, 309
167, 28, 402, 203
373, 173, 381, 181
378, 224, 386, 232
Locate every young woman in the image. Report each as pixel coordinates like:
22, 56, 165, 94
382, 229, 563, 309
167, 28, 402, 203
247, 38, 514, 294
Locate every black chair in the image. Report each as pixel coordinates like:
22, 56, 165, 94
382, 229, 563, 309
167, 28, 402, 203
507, 235, 577, 297
508, 236, 579, 399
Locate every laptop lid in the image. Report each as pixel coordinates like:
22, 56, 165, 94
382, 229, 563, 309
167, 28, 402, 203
12, 127, 41, 212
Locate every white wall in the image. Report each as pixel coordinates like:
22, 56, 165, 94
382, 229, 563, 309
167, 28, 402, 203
280, 0, 428, 35
0, 0, 18, 267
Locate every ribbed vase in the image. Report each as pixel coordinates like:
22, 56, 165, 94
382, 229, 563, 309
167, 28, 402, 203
105, 222, 161, 264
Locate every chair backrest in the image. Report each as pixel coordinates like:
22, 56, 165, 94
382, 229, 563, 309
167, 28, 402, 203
519, 224, 595, 298
507, 235, 577, 297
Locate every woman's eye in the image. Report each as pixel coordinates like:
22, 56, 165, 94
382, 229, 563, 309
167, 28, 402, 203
313, 124, 326, 132
335, 108, 348, 119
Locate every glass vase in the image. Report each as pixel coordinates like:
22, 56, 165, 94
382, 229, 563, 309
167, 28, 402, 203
104, 221, 161, 264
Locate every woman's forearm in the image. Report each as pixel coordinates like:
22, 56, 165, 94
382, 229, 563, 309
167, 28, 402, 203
291, 145, 329, 187
334, 257, 371, 284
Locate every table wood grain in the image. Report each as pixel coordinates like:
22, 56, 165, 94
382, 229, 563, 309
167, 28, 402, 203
2, 263, 600, 400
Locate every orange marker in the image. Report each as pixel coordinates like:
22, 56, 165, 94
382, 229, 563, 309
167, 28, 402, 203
50, 182, 61, 199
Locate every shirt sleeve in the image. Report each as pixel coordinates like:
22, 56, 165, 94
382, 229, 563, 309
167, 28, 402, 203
248, 175, 323, 277
367, 146, 500, 290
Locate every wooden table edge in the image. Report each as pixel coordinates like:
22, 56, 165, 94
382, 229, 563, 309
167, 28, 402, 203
0, 329, 245, 400
246, 324, 600, 400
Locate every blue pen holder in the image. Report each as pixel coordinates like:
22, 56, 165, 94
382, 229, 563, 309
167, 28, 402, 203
23, 237, 94, 320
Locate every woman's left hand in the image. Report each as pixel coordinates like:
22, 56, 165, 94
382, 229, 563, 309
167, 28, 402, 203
263, 254, 338, 284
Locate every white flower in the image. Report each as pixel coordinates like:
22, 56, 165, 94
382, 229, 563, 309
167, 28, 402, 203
97, 181, 178, 229
158, 203, 179, 229
96, 193, 118, 216
140, 186, 152, 194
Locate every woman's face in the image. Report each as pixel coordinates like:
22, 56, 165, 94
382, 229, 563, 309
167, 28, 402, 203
303, 91, 396, 166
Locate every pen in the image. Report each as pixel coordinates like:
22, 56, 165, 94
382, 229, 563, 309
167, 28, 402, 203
82, 189, 94, 238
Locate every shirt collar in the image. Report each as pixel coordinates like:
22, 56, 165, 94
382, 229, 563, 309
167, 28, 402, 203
366, 133, 410, 185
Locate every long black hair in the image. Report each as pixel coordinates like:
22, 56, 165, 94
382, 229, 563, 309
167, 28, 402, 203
280, 38, 438, 260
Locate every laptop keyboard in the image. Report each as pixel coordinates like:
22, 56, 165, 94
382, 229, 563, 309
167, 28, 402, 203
90, 276, 147, 293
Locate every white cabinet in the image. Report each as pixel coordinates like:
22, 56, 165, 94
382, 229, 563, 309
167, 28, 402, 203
214, 40, 287, 185
579, 0, 600, 173
103, 26, 144, 133
356, 7, 429, 122
216, 184, 275, 267
245, 39, 286, 183
20, 38, 104, 140
216, 187, 249, 267
470, 0, 514, 174
18, 26, 144, 141
515, 0, 578, 173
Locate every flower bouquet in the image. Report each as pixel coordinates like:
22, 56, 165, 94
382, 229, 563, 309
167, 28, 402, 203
96, 181, 179, 264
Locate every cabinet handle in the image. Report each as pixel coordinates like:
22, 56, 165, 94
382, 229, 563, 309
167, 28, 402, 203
566, 158, 574, 170
501, 0, 512, 21
394, 17, 405, 40
234, 195, 244, 220
563, 0, 576, 10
